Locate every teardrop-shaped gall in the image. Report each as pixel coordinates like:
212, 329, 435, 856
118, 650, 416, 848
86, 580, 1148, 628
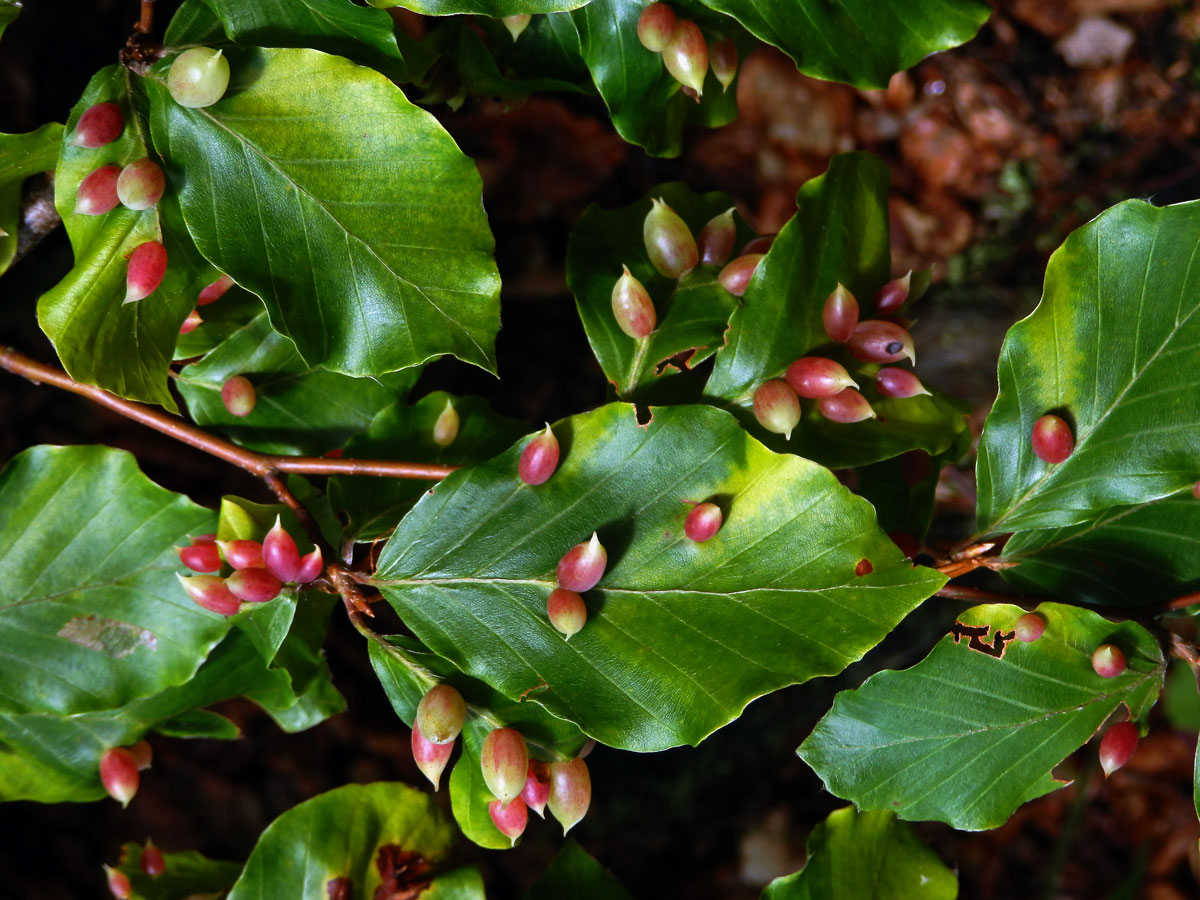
547, 588, 587, 638
697, 207, 735, 266
643, 198, 698, 279
785, 357, 857, 399
875, 367, 930, 399
521, 761, 551, 817
216, 539, 263, 570
663, 19, 708, 96
71, 102, 123, 148
177, 574, 241, 616
105, 865, 133, 899
293, 547, 324, 584
99, 747, 139, 807
752, 380, 800, 439
140, 841, 166, 877
1031, 414, 1073, 464
177, 541, 221, 573
168, 47, 231, 108
225, 567, 282, 603
416, 684, 467, 744
709, 37, 737, 91
263, 515, 301, 582
637, 2, 675, 52
818, 388, 876, 424
411, 727, 454, 791
116, 159, 165, 211
1014, 613, 1045, 643
685, 502, 722, 542
481, 728, 529, 805
547, 757, 591, 835
129, 739, 153, 770
1092, 643, 1126, 678
519, 424, 560, 485
1099, 721, 1138, 777
197, 273, 234, 306
125, 241, 167, 303
501, 14, 531, 41
1193, 481, 1200, 500
179, 310, 203, 335
221, 375, 256, 417
74, 165, 121, 216
847, 319, 916, 365
874, 271, 912, 313
611, 265, 656, 338
741, 233, 775, 255
557, 532, 607, 592
718, 253, 764, 297
489, 797, 528, 845
823, 284, 859, 342
433, 399, 459, 447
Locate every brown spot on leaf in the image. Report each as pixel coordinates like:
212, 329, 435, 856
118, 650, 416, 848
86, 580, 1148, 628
855, 558, 873, 577
328, 876, 353, 900
519, 680, 549, 701
372, 845, 432, 900
57, 615, 157, 658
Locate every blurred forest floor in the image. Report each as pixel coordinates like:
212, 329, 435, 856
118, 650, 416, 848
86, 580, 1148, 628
3, 0, 1200, 898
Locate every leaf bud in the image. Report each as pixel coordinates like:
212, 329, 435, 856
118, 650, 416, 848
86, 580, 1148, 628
168, 47, 231, 108
179, 310, 203, 335
663, 19, 708, 96
556, 532, 607, 592
718, 253, 764, 297
823, 283, 859, 343
71, 102, 123, 148
643, 198, 698, 279
547, 588, 587, 638
709, 37, 737, 91
105, 864, 132, 899
1092, 643, 1126, 678
124, 240, 167, 303
74, 165, 122, 216
697, 207, 736, 266
547, 757, 591, 835
177, 574, 241, 616
521, 760, 551, 817
177, 541, 221, 573
415, 684, 467, 744
116, 158, 165, 211
216, 539, 264, 570
501, 14, 531, 40
611, 265, 656, 338
293, 547, 324, 584
263, 515, 301, 582
224, 567, 283, 603
1031, 414, 1073, 464
140, 841, 166, 877
1098, 721, 1138, 777
637, 2, 676, 52
221, 375, 256, 417
752, 379, 800, 439
519, 424, 560, 485
875, 367, 930, 398
847, 319, 916, 365
684, 502, 722, 542
874, 271, 912, 313
489, 797, 528, 845
785, 357, 857, 399
433, 399, 459, 447
411, 726, 454, 791
197, 273, 234, 306
481, 727, 529, 805
1014, 613, 1045, 643
99, 747, 139, 807
818, 388, 876, 424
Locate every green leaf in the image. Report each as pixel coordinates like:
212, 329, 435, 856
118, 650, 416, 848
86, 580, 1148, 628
0, 0, 20, 40
0, 445, 225, 717
760, 807, 957, 900
1163, 659, 1200, 733
0, 122, 62, 274
154, 707, 242, 738
698, 0, 989, 89
174, 282, 267, 360
369, 0, 588, 17
453, 25, 589, 100
148, 47, 501, 378
200, 0, 435, 83
225, 782, 469, 900
566, 182, 752, 398
1000, 491, 1200, 607
799, 602, 1164, 831
977, 199, 1200, 534
330, 391, 528, 541
164, 0, 227, 44
373, 403, 944, 752
38, 67, 210, 410
474, 13, 591, 87
112, 842, 243, 900
176, 312, 419, 456
525, 840, 637, 900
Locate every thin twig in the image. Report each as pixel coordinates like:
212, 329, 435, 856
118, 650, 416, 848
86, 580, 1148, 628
936, 584, 1023, 603
136, 0, 155, 35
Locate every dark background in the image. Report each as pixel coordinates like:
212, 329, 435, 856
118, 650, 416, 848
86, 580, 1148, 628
3, 1, 1200, 897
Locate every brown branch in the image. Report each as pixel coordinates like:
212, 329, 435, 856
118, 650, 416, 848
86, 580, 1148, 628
136, 0, 155, 35
0, 346, 459, 483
